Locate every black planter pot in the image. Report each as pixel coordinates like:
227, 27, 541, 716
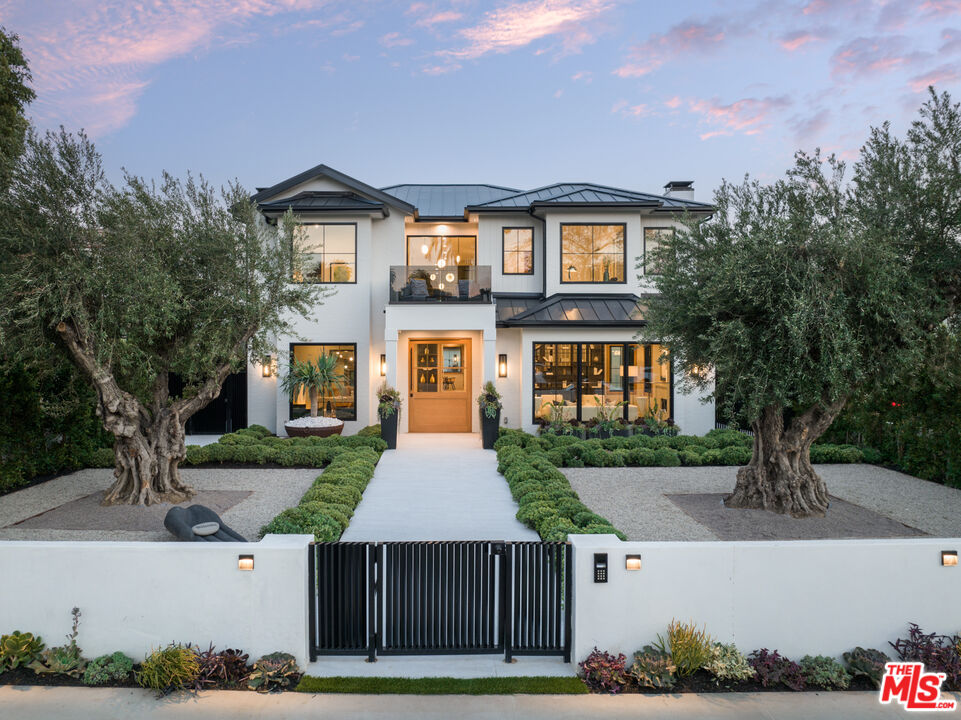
480, 408, 501, 449
380, 411, 398, 450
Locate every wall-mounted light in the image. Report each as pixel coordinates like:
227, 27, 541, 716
498, 354, 508, 378
942, 550, 958, 567
625, 554, 642, 571
238, 554, 254, 571
261, 356, 274, 378
380, 354, 387, 377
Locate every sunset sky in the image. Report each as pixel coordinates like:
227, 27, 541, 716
2, 0, 959, 200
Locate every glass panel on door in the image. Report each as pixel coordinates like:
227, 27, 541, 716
441, 344, 465, 392
415, 343, 438, 392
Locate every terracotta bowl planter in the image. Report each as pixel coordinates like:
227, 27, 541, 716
284, 422, 344, 438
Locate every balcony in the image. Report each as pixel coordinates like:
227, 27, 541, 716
389, 265, 492, 304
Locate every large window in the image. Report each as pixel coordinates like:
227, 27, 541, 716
288, 343, 356, 421
643, 227, 674, 275
293, 224, 356, 283
407, 236, 476, 268
502, 227, 534, 275
560, 224, 625, 283
533, 342, 670, 423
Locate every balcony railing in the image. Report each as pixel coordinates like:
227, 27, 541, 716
389, 265, 492, 304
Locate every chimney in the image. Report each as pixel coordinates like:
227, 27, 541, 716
663, 180, 694, 201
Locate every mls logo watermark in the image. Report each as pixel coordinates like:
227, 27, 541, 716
879, 662, 957, 711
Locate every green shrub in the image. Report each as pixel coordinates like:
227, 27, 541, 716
356, 424, 381, 437
703, 643, 756, 683
654, 621, 714, 677
652, 447, 681, 467
137, 644, 200, 693
719, 445, 752, 466
842, 647, 890, 689
301, 483, 362, 507
0, 631, 45, 670
629, 646, 676, 689
247, 652, 300, 693
87, 447, 116, 468
799, 655, 851, 689
83, 652, 134, 685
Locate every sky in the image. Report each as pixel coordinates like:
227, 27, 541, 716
2, 0, 959, 201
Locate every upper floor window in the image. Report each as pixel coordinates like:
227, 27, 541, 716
643, 227, 674, 275
407, 236, 476, 268
502, 227, 534, 275
560, 223, 625, 284
293, 223, 356, 283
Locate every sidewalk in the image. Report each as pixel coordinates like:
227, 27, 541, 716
341, 433, 538, 541
0, 686, 920, 719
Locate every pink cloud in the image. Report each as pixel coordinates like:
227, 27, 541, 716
941, 28, 961, 53
908, 64, 961, 92
422, 62, 462, 75
611, 99, 649, 117
919, 0, 961, 17
571, 70, 592, 82
614, 19, 726, 78
442, 0, 615, 61
802, 0, 830, 15
779, 30, 822, 51
415, 10, 464, 27
380, 31, 414, 47
790, 108, 831, 140
664, 96, 682, 109
687, 95, 792, 139
830, 36, 926, 78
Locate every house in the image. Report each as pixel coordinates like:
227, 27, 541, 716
210, 164, 717, 437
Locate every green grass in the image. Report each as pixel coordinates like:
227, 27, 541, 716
294, 675, 588, 695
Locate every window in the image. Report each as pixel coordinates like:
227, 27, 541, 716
288, 343, 356, 421
293, 224, 356, 283
643, 227, 674, 275
407, 236, 476, 268
533, 342, 671, 423
560, 224, 626, 283
502, 227, 534, 275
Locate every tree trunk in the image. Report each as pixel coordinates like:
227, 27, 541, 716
724, 398, 847, 518
309, 388, 318, 417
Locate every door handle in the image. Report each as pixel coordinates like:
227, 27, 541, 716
409, 393, 414, 397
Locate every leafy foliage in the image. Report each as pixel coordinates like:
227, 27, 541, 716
799, 655, 851, 689
29, 608, 86, 678
578, 648, 628, 694
628, 646, 676, 689
0, 631, 44, 670
748, 649, 805, 691
890, 623, 961, 690
193, 645, 250, 690
703, 643, 756, 684
476, 381, 503, 419
842, 647, 890, 689
376, 383, 402, 420
136, 644, 200, 694
0, 27, 34, 190
82, 652, 134, 686
280, 355, 345, 418
653, 620, 713, 678
247, 652, 300, 693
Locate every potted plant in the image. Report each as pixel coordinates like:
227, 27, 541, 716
589, 396, 630, 439
281, 354, 346, 437
377, 382, 402, 449
477, 381, 503, 449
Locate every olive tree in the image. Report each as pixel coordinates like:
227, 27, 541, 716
0, 130, 328, 505
644, 90, 960, 517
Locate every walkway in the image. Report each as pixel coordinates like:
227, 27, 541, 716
0, 686, 919, 719
341, 433, 538, 542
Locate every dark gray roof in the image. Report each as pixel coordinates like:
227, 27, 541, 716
258, 191, 386, 215
251, 164, 415, 212
469, 182, 712, 212
380, 184, 520, 219
496, 293, 647, 327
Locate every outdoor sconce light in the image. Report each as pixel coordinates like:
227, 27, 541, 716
238, 554, 254, 571
942, 550, 958, 567
498, 354, 508, 378
261, 356, 274, 377
625, 554, 642, 571
380, 354, 387, 376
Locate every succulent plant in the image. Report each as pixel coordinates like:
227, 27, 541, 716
30, 645, 87, 678
193, 645, 250, 690
246, 652, 300, 693
0, 631, 45, 670
82, 652, 134, 685
629, 646, 677, 689
843, 647, 890, 689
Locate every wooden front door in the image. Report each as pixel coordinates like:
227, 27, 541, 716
408, 339, 472, 432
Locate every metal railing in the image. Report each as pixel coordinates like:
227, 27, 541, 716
389, 265, 492, 304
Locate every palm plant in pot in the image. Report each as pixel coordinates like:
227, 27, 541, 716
377, 382, 402, 449
477, 381, 503, 449
281, 354, 346, 437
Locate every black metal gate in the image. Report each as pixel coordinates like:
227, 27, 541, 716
308, 541, 571, 663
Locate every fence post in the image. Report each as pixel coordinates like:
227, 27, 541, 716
307, 543, 317, 663
500, 543, 512, 663
368, 543, 378, 663
563, 543, 572, 664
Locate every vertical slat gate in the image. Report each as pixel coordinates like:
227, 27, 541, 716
509, 542, 570, 659
309, 542, 371, 660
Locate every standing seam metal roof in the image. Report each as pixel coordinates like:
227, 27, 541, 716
380, 184, 520, 218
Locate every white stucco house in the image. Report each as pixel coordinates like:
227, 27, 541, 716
188, 164, 716, 437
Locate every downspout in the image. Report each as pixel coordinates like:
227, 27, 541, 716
527, 207, 547, 299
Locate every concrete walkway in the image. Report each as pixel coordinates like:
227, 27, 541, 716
0, 686, 925, 719
341, 433, 538, 542
306, 654, 574, 678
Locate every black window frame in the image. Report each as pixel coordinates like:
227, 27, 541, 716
531, 341, 673, 424
559, 222, 628, 285
405, 235, 478, 267
501, 226, 535, 276
643, 226, 675, 276
288, 342, 358, 421
292, 221, 358, 285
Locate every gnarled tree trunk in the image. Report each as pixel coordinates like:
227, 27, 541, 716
724, 397, 847, 518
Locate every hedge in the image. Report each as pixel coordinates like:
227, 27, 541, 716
259, 445, 381, 541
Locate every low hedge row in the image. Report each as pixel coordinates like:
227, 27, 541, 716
259, 445, 381, 541
495, 428, 868, 469
495, 442, 625, 541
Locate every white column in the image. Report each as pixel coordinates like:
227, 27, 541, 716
385, 336, 398, 388
482, 329, 497, 385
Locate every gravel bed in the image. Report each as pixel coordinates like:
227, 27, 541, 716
0, 467, 318, 542
564, 464, 961, 541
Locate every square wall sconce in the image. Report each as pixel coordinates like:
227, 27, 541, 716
942, 550, 958, 567
380, 354, 387, 376
238, 554, 254, 571
625, 554, 642, 571
498, 354, 508, 378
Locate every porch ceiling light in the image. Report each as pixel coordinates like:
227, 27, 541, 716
498, 354, 508, 378
446, 272, 455, 282
625, 554, 642, 571
380, 354, 387, 376
942, 550, 958, 567
238, 554, 254, 571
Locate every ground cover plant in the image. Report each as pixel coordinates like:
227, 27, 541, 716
890, 623, 961, 690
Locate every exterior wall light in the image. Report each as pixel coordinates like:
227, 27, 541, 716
625, 554, 642, 571
380, 354, 387, 376
498, 354, 508, 378
238, 554, 254, 571
261, 357, 274, 378
942, 550, 958, 567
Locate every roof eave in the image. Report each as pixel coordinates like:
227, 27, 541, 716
259, 206, 389, 218
252, 164, 415, 213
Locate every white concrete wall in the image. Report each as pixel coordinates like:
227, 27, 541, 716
0, 535, 312, 667
477, 214, 543, 295
570, 534, 961, 665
